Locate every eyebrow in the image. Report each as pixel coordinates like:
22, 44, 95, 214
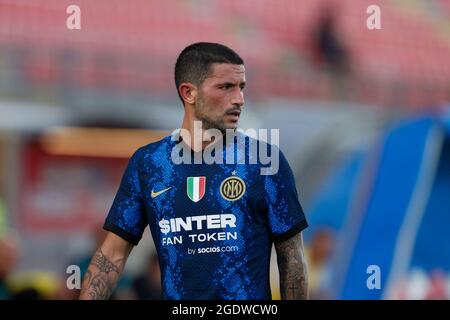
217, 81, 246, 87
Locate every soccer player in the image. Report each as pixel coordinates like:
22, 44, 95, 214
79, 42, 309, 300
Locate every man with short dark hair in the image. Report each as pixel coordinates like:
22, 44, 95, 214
79, 42, 309, 300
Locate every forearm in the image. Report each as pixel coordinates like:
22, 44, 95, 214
79, 248, 126, 300
278, 254, 308, 299
276, 233, 309, 300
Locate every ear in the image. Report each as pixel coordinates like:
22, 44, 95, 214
178, 83, 197, 105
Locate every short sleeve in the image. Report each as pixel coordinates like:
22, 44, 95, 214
264, 149, 308, 242
103, 151, 147, 245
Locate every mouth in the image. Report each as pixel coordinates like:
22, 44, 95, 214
225, 109, 241, 122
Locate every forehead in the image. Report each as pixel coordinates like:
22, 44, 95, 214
205, 63, 246, 83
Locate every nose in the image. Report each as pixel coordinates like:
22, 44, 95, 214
231, 90, 244, 108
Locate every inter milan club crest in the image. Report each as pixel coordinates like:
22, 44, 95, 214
187, 176, 206, 202
220, 176, 246, 201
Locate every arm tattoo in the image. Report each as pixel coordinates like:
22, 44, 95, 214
275, 233, 308, 300
79, 249, 122, 300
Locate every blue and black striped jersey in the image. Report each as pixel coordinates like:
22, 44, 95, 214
104, 131, 308, 299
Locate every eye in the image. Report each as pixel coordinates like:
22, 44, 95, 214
219, 84, 233, 90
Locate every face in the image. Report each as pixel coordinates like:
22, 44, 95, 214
194, 63, 246, 132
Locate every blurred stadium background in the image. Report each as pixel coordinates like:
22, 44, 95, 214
0, 0, 449, 299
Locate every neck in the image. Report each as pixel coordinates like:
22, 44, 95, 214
181, 113, 212, 152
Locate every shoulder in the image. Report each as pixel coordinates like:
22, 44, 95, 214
234, 129, 286, 156
235, 129, 291, 175
235, 129, 285, 153
129, 135, 174, 166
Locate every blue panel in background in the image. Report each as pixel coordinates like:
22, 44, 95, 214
340, 117, 435, 299
305, 151, 365, 241
442, 106, 450, 135
409, 137, 450, 272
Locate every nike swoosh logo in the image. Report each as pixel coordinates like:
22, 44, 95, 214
151, 187, 172, 198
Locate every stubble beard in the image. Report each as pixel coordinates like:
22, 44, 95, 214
195, 96, 228, 134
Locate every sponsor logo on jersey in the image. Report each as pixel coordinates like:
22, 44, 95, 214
159, 214, 236, 234
158, 214, 238, 247
151, 186, 172, 198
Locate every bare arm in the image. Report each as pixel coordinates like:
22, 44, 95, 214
79, 232, 134, 300
275, 232, 308, 300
